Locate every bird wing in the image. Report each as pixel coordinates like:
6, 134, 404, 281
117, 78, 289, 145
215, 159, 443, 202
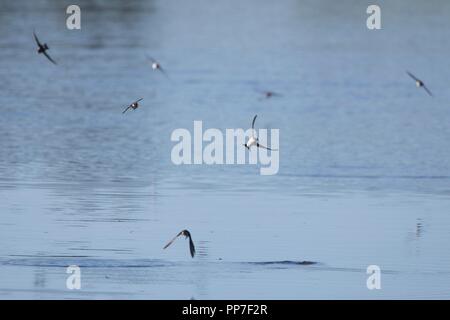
158, 66, 171, 80
188, 235, 196, 258
422, 85, 433, 97
257, 143, 278, 151
163, 231, 182, 249
33, 32, 42, 47
251, 115, 257, 129
251, 114, 258, 137
43, 51, 57, 65
147, 55, 157, 63
134, 98, 143, 104
122, 106, 131, 114
406, 71, 420, 82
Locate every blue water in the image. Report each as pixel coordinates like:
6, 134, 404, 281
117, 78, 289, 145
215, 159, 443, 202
1, 0, 450, 299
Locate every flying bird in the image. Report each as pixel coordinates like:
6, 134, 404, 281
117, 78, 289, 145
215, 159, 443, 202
147, 56, 170, 79
244, 115, 278, 151
163, 230, 196, 258
33, 31, 57, 65
406, 71, 432, 96
259, 90, 282, 100
122, 98, 143, 114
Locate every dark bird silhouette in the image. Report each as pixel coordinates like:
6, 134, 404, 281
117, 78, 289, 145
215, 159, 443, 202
260, 90, 282, 99
33, 31, 57, 65
406, 71, 432, 96
244, 115, 278, 151
163, 230, 196, 258
122, 98, 143, 114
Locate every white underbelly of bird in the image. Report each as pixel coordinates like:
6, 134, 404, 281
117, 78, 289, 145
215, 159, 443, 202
246, 136, 257, 148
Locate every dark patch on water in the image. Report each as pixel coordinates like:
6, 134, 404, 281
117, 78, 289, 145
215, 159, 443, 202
1, 257, 174, 268
246, 260, 318, 266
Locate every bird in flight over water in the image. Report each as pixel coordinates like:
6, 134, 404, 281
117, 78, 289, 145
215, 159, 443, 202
244, 115, 278, 151
122, 98, 143, 114
406, 71, 432, 96
147, 56, 170, 79
163, 230, 196, 258
33, 31, 57, 65
260, 90, 282, 100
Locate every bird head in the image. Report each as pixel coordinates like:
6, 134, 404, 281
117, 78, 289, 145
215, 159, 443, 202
181, 230, 190, 238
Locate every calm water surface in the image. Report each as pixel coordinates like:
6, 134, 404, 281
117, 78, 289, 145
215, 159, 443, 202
1, 0, 450, 299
